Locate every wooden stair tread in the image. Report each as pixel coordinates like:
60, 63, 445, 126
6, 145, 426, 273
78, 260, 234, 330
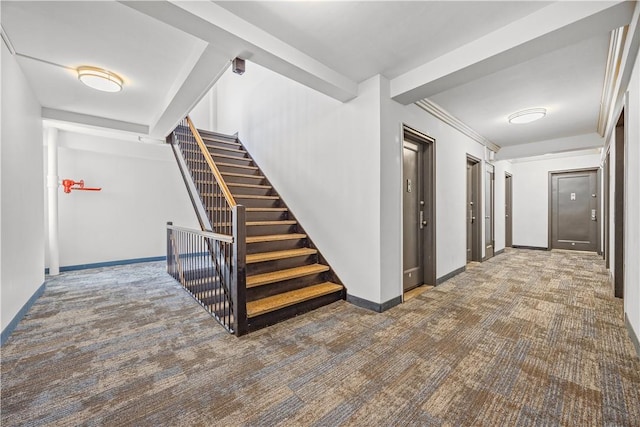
210, 220, 296, 227
209, 207, 287, 212
234, 194, 279, 200
205, 144, 246, 154
210, 152, 251, 161
247, 264, 329, 288
221, 172, 265, 180
227, 183, 272, 190
246, 233, 306, 244
246, 282, 342, 317
200, 136, 241, 147
247, 220, 296, 226
246, 248, 317, 264
247, 207, 287, 212
215, 162, 258, 171
201, 193, 277, 200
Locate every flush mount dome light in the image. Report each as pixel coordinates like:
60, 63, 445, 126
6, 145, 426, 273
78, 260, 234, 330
508, 108, 546, 124
77, 66, 123, 92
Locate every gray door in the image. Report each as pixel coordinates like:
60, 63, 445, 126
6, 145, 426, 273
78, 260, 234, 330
403, 141, 423, 291
604, 153, 610, 268
505, 174, 513, 247
467, 158, 481, 262
485, 165, 494, 259
467, 162, 473, 262
550, 170, 598, 251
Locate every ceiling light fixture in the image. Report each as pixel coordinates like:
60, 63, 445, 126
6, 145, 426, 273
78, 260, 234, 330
508, 108, 546, 124
77, 66, 123, 92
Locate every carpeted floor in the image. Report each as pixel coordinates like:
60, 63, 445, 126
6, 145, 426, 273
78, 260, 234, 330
1, 249, 639, 426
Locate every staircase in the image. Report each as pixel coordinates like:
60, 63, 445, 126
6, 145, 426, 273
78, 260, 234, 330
167, 117, 344, 335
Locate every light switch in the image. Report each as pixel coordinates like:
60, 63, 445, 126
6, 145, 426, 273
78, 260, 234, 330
570, 192, 576, 201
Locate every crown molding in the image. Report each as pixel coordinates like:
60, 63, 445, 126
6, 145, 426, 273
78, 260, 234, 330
601, 1, 640, 164
415, 99, 501, 152
597, 26, 627, 137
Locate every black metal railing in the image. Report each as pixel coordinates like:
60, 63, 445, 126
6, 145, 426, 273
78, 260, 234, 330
170, 116, 236, 234
167, 117, 247, 335
167, 223, 246, 334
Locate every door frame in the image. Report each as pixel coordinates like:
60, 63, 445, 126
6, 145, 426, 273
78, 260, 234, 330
614, 108, 625, 298
547, 167, 599, 251
505, 172, 513, 248
603, 149, 610, 268
484, 163, 495, 260
400, 124, 436, 297
466, 155, 482, 262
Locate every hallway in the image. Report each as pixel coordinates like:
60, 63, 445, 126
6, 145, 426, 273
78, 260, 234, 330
1, 249, 639, 425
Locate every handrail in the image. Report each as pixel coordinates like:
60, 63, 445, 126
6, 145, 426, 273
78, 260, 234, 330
167, 224, 233, 243
167, 222, 238, 334
186, 116, 237, 207
167, 118, 247, 336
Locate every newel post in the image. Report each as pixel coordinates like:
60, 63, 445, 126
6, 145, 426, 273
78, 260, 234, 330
232, 205, 248, 336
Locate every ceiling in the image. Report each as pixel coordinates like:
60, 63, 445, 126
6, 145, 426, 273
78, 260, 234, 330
1, 1, 636, 158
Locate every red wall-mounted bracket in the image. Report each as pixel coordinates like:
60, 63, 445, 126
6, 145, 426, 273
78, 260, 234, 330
62, 179, 102, 194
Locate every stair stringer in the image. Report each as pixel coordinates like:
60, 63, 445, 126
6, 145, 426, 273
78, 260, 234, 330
234, 135, 346, 292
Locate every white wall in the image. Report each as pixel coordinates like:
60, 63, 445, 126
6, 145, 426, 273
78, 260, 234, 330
1, 41, 45, 331
623, 52, 640, 344
189, 86, 217, 132
381, 84, 486, 302
48, 131, 198, 268
213, 66, 496, 304
509, 152, 602, 248
215, 64, 383, 304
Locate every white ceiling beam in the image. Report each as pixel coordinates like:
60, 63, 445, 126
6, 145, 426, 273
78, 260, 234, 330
495, 133, 604, 161
122, 0, 358, 103
149, 45, 231, 138
391, 1, 634, 105
42, 108, 149, 135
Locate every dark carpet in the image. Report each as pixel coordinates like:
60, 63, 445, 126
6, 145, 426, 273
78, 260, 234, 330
1, 249, 639, 426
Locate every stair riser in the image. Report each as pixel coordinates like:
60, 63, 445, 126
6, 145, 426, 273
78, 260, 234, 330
234, 198, 281, 209
202, 139, 241, 149
196, 182, 272, 197
247, 239, 307, 254
247, 291, 343, 331
246, 254, 318, 276
211, 154, 253, 166
222, 175, 266, 185
207, 146, 248, 157
246, 224, 297, 237
199, 133, 239, 145
215, 164, 259, 174
247, 273, 328, 302
246, 211, 289, 222
227, 186, 272, 196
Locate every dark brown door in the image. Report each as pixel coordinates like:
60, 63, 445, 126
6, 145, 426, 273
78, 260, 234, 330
485, 165, 495, 259
467, 158, 481, 262
614, 111, 624, 298
550, 170, 598, 251
403, 140, 423, 291
604, 152, 610, 268
505, 173, 513, 247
